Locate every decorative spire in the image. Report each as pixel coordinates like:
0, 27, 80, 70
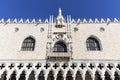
59, 8, 62, 16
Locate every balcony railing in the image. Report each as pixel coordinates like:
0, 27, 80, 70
47, 52, 71, 58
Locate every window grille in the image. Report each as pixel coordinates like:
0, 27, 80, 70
86, 37, 101, 51
21, 37, 35, 51
53, 41, 67, 52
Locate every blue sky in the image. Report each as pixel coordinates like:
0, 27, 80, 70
0, 0, 120, 20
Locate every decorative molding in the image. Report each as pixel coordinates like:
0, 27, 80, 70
0, 18, 119, 24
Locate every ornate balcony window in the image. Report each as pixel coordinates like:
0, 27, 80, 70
53, 41, 67, 52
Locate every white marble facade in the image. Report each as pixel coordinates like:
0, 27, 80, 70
0, 9, 120, 80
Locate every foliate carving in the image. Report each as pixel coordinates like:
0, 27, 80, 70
55, 34, 63, 40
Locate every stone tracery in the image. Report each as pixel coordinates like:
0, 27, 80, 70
0, 61, 119, 80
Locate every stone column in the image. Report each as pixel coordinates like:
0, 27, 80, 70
92, 74, 95, 80
26, 76, 29, 80
82, 75, 85, 80
35, 75, 38, 80
63, 75, 66, 80
6, 76, 10, 80
54, 76, 57, 80
16, 76, 20, 80
101, 76, 105, 80
92, 77, 95, 80
73, 77, 76, 80
45, 75, 48, 80
63, 77, 66, 80
111, 76, 114, 80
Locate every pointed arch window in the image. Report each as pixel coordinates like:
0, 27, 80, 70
86, 37, 101, 51
53, 41, 67, 52
21, 37, 35, 51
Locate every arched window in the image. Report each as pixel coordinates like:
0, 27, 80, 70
53, 41, 67, 52
86, 37, 101, 51
21, 37, 35, 51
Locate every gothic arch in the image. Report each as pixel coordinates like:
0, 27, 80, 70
85, 70, 92, 77
38, 70, 45, 80
47, 70, 54, 80
85, 71, 92, 80
21, 36, 36, 46
19, 71, 26, 80
9, 71, 16, 80
75, 71, 82, 80
21, 36, 36, 51
57, 69, 64, 75
88, 35, 101, 43
66, 69, 74, 76
86, 35, 102, 51
95, 71, 102, 80
104, 71, 111, 80
53, 40, 67, 52
75, 69, 83, 76
66, 70, 73, 80
115, 70, 120, 76
39, 70, 45, 75
0, 71, 7, 80
57, 70, 64, 80
114, 71, 120, 80
95, 68, 103, 74
28, 71, 35, 80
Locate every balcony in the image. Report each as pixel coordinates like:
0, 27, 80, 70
47, 52, 72, 61
48, 52, 71, 57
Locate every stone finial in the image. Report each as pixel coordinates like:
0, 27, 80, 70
55, 8, 66, 27
59, 8, 62, 16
